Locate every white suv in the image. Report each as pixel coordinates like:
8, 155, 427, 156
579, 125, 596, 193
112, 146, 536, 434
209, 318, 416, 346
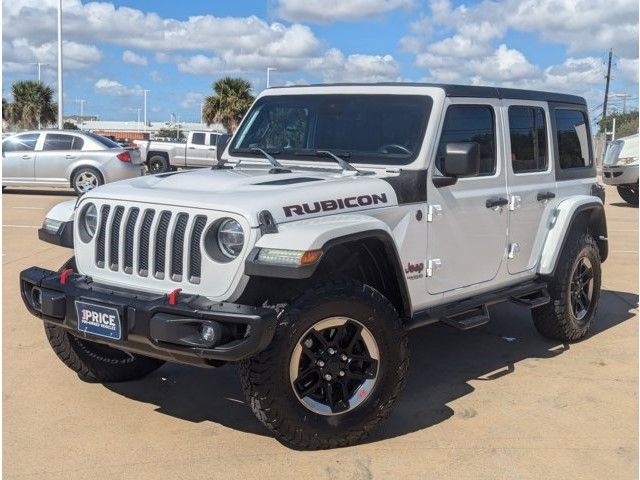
21, 83, 608, 449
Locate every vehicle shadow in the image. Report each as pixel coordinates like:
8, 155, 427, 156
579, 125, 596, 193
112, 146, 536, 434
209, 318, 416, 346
2, 188, 76, 197
609, 201, 638, 209
104, 288, 638, 443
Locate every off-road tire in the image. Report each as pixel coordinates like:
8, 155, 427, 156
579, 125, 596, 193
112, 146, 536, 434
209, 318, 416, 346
148, 155, 170, 173
240, 279, 409, 450
532, 232, 601, 341
617, 184, 638, 206
71, 166, 103, 196
44, 256, 165, 382
44, 324, 165, 382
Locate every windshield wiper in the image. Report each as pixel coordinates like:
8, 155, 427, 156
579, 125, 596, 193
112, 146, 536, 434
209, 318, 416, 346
233, 147, 291, 173
295, 149, 367, 175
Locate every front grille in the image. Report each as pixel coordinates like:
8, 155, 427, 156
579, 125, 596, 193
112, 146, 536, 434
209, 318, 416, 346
95, 205, 204, 285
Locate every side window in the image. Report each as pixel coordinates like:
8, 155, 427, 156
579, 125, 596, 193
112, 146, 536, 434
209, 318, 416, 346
436, 105, 496, 176
508, 106, 548, 173
555, 109, 591, 168
43, 134, 84, 151
209, 134, 219, 146
2, 133, 40, 152
191, 133, 206, 145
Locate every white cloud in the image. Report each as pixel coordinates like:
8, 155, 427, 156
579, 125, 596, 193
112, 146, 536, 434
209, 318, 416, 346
122, 50, 148, 66
3, 38, 102, 72
275, 0, 413, 23
94, 78, 140, 96
307, 49, 399, 83
180, 91, 204, 109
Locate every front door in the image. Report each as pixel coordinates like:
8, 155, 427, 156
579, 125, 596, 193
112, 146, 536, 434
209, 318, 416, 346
1, 133, 40, 183
504, 101, 557, 274
427, 99, 508, 294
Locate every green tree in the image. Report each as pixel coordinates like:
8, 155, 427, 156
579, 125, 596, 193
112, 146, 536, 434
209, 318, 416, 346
202, 77, 254, 133
63, 121, 79, 130
598, 111, 639, 139
4, 80, 57, 130
156, 128, 185, 140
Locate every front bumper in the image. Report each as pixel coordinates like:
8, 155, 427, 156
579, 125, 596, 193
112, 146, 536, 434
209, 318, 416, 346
602, 164, 639, 185
20, 266, 278, 366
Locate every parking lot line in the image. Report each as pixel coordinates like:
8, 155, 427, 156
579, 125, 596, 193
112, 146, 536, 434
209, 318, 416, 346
3, 224, 40, 228
10, 206, 45, 210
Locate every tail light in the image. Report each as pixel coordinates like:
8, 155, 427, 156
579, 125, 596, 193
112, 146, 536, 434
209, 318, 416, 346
117, 151, 132, 162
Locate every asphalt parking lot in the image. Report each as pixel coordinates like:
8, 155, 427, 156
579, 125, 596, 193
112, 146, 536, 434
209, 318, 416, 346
3, 185, 638, 480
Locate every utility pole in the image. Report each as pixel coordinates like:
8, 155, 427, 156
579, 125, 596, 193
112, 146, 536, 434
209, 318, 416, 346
137, 108, 141, 131
266, 67, 277, 88
30, 62, 50, 82
57, 0, 63, 130
142, 89, 150, 132
602, 49, 613, 124
75, 99, 85, 129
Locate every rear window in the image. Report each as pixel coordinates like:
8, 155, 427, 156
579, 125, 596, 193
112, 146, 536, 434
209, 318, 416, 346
555, 109, 591, 169
84, 132, 121, 148
43, 134, 84, 151
192, 133, 206, 145
508, 106, 548, 173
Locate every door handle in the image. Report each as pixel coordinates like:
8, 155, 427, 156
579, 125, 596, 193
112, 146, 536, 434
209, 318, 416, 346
21, 155, 31, 159
188, 147, 196, 149
208, 148, 216, 151
486, 197, 508, 209
537, 191, 556, 201
65, 154, 76, 159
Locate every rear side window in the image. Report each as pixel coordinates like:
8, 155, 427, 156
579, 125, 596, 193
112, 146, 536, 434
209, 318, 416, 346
84, 132, 120, 148
508, 106, 548, 173
436, 105, 496, 176
2, 133, 40, 152
43, 134, 84, 151
555, 109, 591, 168
209, 133, 219, 146
192, 133, 206, 145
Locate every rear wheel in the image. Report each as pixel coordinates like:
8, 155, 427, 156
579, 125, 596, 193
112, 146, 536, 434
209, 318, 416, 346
71, 167, 102, 195
240, 280, 409, 449
532, 231, 601, 341
617, 184, 638, 206
148, 155, 170, 173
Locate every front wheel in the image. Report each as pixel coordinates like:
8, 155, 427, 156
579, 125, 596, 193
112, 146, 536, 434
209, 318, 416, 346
240, 280, 409, 450
532, 232, 601, 341
617, 184, 638, 206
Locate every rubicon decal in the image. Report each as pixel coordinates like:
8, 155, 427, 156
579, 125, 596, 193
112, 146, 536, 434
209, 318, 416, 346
283, 193, 388, 217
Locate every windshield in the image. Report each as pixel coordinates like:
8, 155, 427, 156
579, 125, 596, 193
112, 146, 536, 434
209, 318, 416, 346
230, 94, 432, 166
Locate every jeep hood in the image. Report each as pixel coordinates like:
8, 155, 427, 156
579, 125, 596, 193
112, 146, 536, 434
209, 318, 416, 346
82, 167, 399, 227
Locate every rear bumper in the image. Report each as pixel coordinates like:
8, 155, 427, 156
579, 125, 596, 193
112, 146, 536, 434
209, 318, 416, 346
102, 161, 146, 184
602, 165, 639, 185
20, 266, 278, 366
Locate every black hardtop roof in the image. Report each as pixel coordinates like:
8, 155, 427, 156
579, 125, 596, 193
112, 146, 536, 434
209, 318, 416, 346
269, 82, 586, 106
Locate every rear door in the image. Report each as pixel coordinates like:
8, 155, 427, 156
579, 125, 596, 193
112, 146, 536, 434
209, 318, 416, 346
1, 133, 40, 183
35, 133, 85, 184
504, 101, 557, 274
426, 99, 509, 294
186, 132, 212, 167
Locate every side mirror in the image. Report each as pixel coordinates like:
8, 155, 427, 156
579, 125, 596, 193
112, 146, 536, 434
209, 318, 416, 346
216, 134, 231, 162
433, 142, 480, 187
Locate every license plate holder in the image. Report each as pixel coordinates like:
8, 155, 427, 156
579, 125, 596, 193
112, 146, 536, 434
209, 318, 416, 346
75, 300, 123, 340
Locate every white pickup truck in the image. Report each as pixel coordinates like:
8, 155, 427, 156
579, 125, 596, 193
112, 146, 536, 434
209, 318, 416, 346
135, 131, 229, 173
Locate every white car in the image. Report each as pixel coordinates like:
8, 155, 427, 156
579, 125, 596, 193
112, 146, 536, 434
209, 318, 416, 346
21, 83, 607, 449
603, 133, 638, 205
2, 130, 145, 195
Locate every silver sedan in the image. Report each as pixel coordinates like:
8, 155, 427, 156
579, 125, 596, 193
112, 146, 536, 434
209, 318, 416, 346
2, 130, 145, 195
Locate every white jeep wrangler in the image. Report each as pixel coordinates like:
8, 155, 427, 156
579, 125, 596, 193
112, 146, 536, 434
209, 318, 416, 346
21, 83, 608, 449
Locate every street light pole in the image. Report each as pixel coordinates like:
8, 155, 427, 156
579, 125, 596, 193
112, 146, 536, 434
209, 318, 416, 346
142, 89, 150, 132
137, 108, 141, 131
30, 62, 50, 82
266, 67, 277, 88
75, 99, 85, 129
57, 0, 63, 130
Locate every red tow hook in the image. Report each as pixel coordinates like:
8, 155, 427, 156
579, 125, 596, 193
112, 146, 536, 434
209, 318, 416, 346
60, 268, 74, 285
168, 288, 182, 305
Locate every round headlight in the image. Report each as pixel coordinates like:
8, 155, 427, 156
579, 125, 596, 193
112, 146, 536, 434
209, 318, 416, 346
83, 203, 98, 240
217, 218, 244, 258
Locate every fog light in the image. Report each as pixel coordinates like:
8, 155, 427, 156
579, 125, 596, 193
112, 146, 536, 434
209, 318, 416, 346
200, 324, 217, 343
42, 218, 62, 233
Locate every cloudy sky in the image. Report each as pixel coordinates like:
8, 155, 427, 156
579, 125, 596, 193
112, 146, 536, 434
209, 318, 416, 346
3, 0, 638, 123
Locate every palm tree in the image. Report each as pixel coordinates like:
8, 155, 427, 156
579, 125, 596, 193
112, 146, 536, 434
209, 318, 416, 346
4, 80, 57, 130
202, 77, 254, 134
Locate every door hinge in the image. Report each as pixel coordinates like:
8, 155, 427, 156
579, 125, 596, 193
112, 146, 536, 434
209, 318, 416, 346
509, 195, 522, 211
426, 258, 442, 277
508, 243, 520, 259
427, 204, 442, 222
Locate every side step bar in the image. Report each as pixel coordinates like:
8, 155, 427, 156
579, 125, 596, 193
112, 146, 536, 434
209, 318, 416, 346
406, 280, 550, 331
441, 305, 489, 331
